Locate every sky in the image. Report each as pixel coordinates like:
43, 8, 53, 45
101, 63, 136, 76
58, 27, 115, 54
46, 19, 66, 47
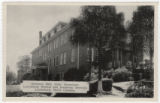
6, 5, 137, 74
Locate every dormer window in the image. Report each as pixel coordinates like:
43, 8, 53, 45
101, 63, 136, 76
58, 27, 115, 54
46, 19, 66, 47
39, 40, 42, 45
54, 29, 57, 33
56, 25, 62, 32
51, 31, 54, 36
48, 33, 51, 39
44, 37, 46, 42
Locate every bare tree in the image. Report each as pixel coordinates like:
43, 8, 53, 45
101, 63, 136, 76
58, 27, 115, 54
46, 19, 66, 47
6, 65, 16, 85
17, 55, 31, 71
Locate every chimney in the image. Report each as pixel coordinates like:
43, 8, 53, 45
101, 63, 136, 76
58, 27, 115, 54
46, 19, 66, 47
39, 31, 42, 45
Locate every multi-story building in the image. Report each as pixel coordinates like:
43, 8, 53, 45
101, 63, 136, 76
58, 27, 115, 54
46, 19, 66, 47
31, 22, 92, 81
31, 21, 133, 81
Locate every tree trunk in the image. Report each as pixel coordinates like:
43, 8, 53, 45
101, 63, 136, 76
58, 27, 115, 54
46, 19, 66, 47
97, 69, 105, 93
149, 46, 153, 69
149, 38, 154, 64
88, 47, 92, 81
97, 47, 105, 93
97, 79, 104, 93
150, 50, 153, 63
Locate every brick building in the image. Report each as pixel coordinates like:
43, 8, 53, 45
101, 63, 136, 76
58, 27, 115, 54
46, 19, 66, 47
31, 22, 91, 81
31, 21, 132, 81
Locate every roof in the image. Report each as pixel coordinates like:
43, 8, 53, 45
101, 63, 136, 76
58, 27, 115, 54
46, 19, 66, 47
31, 22, 71, 54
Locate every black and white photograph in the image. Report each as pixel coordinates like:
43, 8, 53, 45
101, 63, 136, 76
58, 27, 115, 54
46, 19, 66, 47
3, 2, 158, 101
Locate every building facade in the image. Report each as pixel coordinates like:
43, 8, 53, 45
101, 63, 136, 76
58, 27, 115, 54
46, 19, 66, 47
31, 22, 91, 81
31, 22, 133, 81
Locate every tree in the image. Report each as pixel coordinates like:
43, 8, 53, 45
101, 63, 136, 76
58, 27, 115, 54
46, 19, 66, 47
6, 65, 16, 85
17, 55, 31, 82
129, 6, 154, 64
17, 55, 31, 71
70, 6, 126, 93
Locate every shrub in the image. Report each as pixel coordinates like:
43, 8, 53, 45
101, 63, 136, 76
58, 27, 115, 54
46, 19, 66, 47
22, 73, 35, 80
143, 68, 154, 80
63, 66, 88, 81
112, 67, 132, 82
126, 88, 153, 97
63, 68, 78, 81
126, 87, 153, 97
6, 91, 27, 97
126, 81, 153, 98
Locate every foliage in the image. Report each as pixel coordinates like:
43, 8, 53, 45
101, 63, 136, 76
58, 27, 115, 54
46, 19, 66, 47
143, 60, 154, 80
64, 66, 89, 81
70, 6, 126, 88
126, 81, 153, 97
112, 67, 132, 82
17, 55, 31, 71
6, 91, 27, 97
6, 72, 16, 84
22, 93, 48, 97
6, 92, 48, 97
133, 61, 154, 81
22, 73, 35, 80
70, 6, 126, 48
126, 87, 153, 97
63, 68, 78, 81
6, 66, 16, 85
129, 6, 154, 34
125, 61, 132, 70
128, 6, 154, 62
143, 68, 154, 81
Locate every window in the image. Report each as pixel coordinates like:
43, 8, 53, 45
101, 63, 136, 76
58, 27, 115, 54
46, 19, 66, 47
54, 39, 57, 48
38, 50, 40, 57
44, 52, 47, 61
71, 49, 75, 62
56, 55, 59, 66
56, 38, 58, 48
71, 29, 74, 36
53, 57, 56, 67
59, 35, 62, 46
48, 44, 49, 53
41, 40, 43, 44
60, 35, 64, 45
87, 48, 91, 62
87, 48, 90, 55
54, 29, 57, 33
55, 38, 59, 48
60, 53, 63, 65
44, 37, 46, 42
53, 40, 56, 49
51, 31, 54, 36
55, 39, 57, 48
52, 57, 54, 66
57, 25, 62, 32
35, 52, 37, 59
48, 43, 52, 53
57, 37, 60, 47
87, 48, 94, 62
39, 50, 42, 57
64, 33, 68, 44
91, 48, 94, 62
48, 33, 51, 39
63, 52, 67, 64
43, 52, 45, 61
39, 40, 42, 45
50, 43, 52, 52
